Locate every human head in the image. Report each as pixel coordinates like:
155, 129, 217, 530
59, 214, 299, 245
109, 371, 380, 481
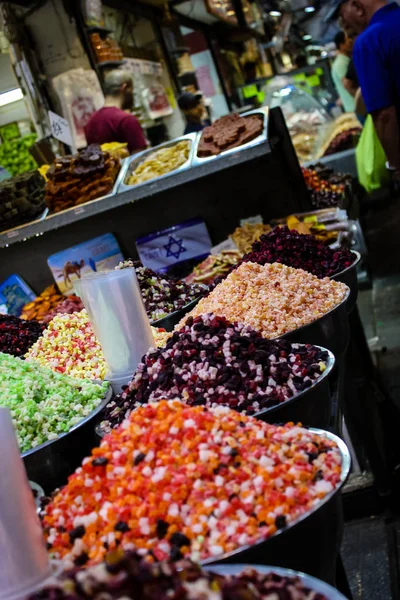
334, 30, 353, 54
104, 70, 134, 110
178, 92, 204, 121
339, 0, 387, 35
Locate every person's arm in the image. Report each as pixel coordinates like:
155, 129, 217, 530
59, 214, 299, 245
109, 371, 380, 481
353, 35, 400, 176
371, 106, 400, 178
343, 77, 358, 97
120, 114, 148, 154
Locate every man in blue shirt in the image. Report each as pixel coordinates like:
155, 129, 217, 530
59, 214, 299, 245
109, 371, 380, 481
339, 0, 400, 184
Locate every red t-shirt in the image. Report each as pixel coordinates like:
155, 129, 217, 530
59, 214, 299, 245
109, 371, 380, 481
84, 106, 147, 154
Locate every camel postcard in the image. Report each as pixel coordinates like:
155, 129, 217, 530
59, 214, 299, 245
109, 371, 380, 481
48, 233, 124, 295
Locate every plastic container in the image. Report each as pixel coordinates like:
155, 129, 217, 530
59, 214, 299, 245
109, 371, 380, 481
74, 268, 155, 378
202, 429, 351, 586
0, 408, 52, 600
204, 564, 348, 600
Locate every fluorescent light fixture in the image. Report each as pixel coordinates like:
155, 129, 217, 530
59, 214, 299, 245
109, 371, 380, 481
269, 10, 282, 16
0, 88, 23, 107
303, 34, 312, 40
304, 6, 315, 12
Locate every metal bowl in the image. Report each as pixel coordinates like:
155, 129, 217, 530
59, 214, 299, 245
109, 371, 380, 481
255, 347, 335, 429
151, 296, 203, 332
331, 250, 360, 313
202, 429, 351, 586
204, 564, 348, 600
22, 383, 113, 494
280, 287, 350, 359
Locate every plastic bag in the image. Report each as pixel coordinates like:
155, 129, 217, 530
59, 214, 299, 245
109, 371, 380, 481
356, 114, 389, 193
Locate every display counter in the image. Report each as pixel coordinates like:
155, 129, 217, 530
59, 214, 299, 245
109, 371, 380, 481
0, 107, 312, 293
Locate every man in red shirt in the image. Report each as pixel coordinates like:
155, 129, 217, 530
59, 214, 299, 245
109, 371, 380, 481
85, 70, 147, 154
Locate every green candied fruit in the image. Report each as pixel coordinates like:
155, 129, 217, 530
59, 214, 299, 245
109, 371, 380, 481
0, 352, 108, 453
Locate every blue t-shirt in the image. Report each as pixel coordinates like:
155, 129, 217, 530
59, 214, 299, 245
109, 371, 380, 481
353, 2, 400, 114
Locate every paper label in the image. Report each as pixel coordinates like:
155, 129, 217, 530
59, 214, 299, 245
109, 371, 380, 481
240, 215, 263, 226
49, 110, 73, 147
211, 239, 237, 254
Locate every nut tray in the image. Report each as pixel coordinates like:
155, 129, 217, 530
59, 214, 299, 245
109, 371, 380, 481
202, 429, 351, 585
23, 383, 113, 494
115, 133, 198, 193
192, 108, 269, 168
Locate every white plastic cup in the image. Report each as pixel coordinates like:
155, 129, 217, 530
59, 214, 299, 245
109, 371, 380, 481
74, 268, 154, 378
0, 408, 52, 600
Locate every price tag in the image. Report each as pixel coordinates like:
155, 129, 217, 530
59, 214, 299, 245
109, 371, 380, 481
49, 110, 73, 147
211, 239, 237, 255
6, 230, 19, 239
240, 215, 263, 226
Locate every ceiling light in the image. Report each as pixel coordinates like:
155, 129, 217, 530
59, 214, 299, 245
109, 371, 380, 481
0, 88, 24, 107
269, 10, 282, 17
303, 34, 312, 40
304, 6, 315, 12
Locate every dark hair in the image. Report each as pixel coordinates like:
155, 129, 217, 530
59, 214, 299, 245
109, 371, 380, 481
334, 31, 346, 49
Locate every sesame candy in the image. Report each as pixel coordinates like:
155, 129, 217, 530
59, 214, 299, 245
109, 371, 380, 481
0, 352, 107, 452
103, 313, 329, 429
42, 400, 342, 565
26, 310, 108, 381
178, 262, 348, 339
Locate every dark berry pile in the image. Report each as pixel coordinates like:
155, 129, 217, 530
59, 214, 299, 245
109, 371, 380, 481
241, 226, 355, 278
0, 314, 45, 357
103, 313, 328, 428
116, 260, 207, 321
29, 550, 330, 600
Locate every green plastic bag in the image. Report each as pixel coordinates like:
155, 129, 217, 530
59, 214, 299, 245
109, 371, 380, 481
356, 114, 389, 193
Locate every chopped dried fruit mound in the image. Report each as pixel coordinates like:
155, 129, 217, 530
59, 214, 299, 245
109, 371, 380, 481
178, 262, 348, 339
41, 295, 84, 324
0, 352, 107, 452
242, 226, 355, 278
26, 310, 108, 380
29, 551, 330, 600
116, 260, 207, 321
0, 314, 44, 357
42, 400, 342, 565
103, 313, 329, 429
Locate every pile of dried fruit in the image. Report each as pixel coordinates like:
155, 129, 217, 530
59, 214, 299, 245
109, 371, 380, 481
242, 226, 355, 278
185, 250, 241, 285
29, 552, 331, 600
229, 222, 271, 254
116, 260, 206, 321
179, 262, 348, 339
26, 310, 108, 380
41, 295, 84, 324
0, 352, 107, 452
302, 167, 345, 209
21, 284, 64, 321
42, 400, 342, 565
103, 313, 329, 429
0, 313, 44, 357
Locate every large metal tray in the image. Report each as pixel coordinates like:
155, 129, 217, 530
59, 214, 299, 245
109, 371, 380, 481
331, 250, 360, 313
115, 133, 197, 194
255, 347, 335, 429
192, 108, 269, 168
151, 294, 204, 332
204, 564, 348, 600
202, 428, 351, 585
280, 286, 350, 359
22, 383, 113, 494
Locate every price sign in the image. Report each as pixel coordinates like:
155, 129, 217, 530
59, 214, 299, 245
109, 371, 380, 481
48, 111, 73, 147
